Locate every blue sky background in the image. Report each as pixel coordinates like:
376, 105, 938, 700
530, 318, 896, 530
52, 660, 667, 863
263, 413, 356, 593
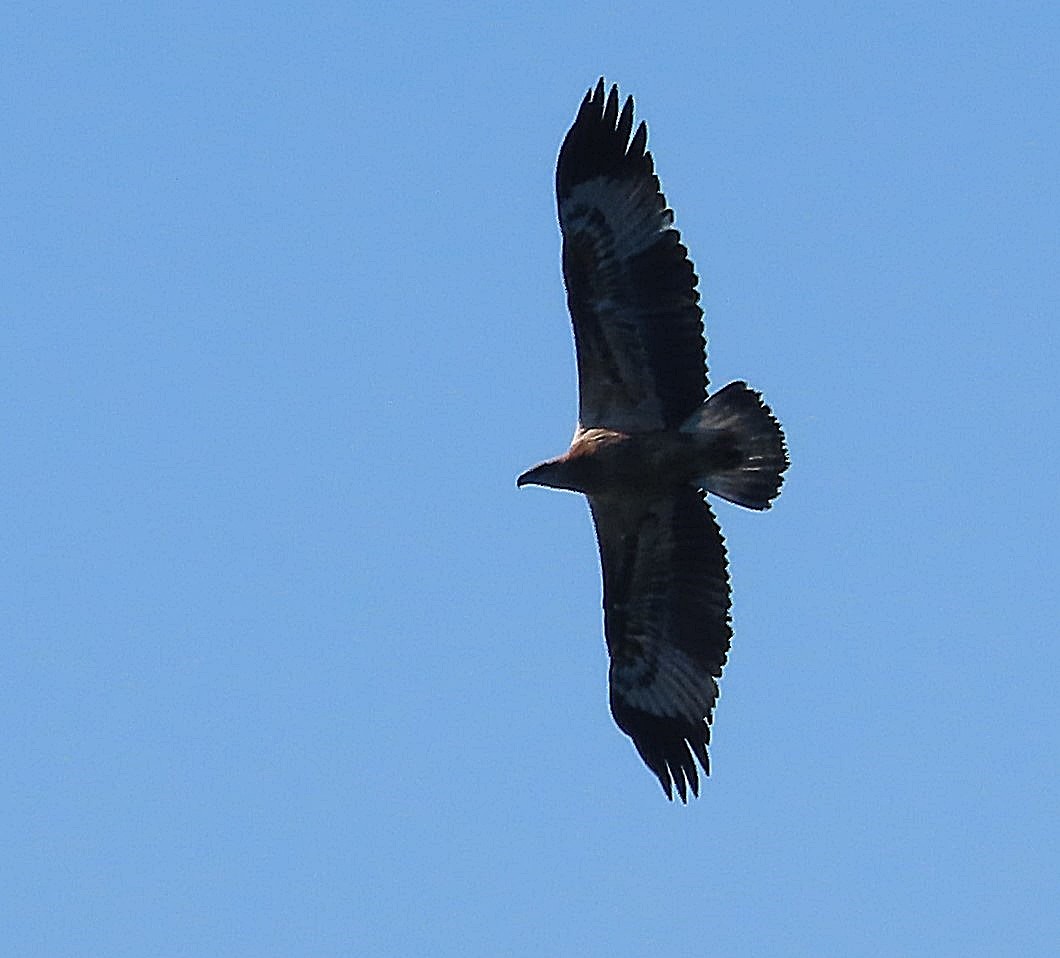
4, 3, 1058, 955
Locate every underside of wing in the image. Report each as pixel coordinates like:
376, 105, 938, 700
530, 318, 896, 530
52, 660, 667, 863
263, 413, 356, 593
589, 488, 732, 801
557, 79, 707, 432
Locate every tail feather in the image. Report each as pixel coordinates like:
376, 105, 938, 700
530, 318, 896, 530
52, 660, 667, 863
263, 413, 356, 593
681, 381, 788, 510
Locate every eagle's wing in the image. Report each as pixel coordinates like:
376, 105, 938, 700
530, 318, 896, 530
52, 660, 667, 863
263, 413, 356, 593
589, 487, 732, 801
557, 79, 707, 433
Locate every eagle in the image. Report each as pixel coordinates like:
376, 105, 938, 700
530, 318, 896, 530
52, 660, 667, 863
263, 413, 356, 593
517, 79, 789, 801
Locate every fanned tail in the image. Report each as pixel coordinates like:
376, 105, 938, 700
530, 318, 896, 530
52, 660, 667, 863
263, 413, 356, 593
680, 381, 788, 510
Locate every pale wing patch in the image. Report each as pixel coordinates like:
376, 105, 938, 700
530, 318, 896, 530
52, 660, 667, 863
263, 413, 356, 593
562, 176, 673, 261
611, 637, 719, 723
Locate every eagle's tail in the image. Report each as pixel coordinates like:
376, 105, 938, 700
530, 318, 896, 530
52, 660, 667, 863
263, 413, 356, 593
680, 381, 788, 510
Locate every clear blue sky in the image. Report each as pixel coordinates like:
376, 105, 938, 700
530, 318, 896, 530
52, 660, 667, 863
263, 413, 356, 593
4, 3, 1058, 955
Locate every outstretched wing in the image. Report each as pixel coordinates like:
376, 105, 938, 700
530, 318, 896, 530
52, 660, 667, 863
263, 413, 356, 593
589, 487, 732, 801
557, 79, 707, 433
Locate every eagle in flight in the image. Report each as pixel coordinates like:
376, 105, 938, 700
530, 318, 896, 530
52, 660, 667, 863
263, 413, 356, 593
517, 79, 788, 801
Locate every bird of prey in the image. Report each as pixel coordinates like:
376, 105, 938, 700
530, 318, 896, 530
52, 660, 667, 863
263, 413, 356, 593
517, 79, 788, 801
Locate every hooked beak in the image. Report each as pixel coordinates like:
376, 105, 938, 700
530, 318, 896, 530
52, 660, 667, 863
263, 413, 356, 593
516, 460, 553, 488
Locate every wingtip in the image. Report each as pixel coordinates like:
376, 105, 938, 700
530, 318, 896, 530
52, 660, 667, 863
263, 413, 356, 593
618, 711, 715, 803
586, 77, 633, 112
660, 776, 696, 804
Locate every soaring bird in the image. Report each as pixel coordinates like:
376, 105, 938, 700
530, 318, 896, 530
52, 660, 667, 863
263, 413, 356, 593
517, 79, 788, 801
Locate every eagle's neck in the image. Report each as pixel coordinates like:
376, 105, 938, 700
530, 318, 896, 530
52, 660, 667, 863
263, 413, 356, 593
517, 429, 630, 494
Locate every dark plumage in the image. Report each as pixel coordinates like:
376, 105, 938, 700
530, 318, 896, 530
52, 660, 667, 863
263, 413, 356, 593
517, 79, 788, 801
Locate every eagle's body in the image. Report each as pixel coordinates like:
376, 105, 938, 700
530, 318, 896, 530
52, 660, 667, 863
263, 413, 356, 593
518, 80, 788, 801
519, 418, 747, 498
